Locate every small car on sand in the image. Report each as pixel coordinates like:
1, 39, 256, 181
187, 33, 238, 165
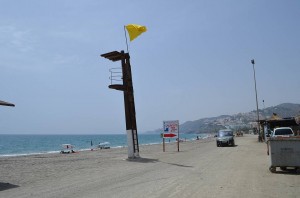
97, 142, 111, 149
216, 129, 235, 147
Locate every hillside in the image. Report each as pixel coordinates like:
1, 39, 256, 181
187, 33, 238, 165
146, 103, 300, 134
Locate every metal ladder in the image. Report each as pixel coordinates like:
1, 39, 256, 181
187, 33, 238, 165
109, 68, 122, 85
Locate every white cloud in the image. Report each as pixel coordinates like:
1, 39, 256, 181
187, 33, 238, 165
0, 25, 35, 52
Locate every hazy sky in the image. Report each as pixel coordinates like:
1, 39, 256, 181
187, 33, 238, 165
1, 0, 299, 134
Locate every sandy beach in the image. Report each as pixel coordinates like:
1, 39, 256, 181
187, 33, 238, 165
0, 134, 299, 198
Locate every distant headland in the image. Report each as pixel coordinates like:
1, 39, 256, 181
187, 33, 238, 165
146, 103, 300, 134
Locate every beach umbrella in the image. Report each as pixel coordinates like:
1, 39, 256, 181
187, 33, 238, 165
0, 100, 15, 107
62, 144, 74, 149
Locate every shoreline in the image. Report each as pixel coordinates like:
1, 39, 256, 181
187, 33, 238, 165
0, 136, 214, 160
0, 138, 213, 159
0, 134, 211, 158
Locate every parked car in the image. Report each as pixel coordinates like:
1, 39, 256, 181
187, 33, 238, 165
216, 129, 235, 147
271, 127, 294, 137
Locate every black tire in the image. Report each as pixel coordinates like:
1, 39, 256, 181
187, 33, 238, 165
269, 166, 276, 173
231, 140, 234, 146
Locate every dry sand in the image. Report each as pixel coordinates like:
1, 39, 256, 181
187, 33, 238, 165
0, 134, 299, 198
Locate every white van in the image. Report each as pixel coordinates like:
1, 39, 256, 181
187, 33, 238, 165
271, 127, 294, 137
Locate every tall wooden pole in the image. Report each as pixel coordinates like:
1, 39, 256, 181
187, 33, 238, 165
251, 59, 261, 141
101, 50, 139, 158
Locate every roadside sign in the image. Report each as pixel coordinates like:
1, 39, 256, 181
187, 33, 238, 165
163, 120, 179, 133
162, 120, 180, 152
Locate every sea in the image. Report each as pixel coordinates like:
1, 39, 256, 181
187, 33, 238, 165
0, 133, 209, 157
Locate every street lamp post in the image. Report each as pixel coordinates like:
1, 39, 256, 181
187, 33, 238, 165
251, 59, 261, 141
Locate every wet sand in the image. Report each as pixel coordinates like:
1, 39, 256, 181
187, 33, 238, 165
0, 135, 299, 198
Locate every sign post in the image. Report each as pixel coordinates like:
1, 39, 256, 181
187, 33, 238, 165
163, 120, 179, 152
163, 136, 165, 152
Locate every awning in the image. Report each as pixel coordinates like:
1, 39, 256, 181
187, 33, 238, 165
0, 100, 15, 107
259, 117, 299, 128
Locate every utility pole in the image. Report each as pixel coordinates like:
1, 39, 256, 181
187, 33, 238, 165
251, 59, 261, 141
101, 50, 139, 158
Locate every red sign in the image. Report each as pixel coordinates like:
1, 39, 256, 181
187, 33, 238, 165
163, 133, 177, 138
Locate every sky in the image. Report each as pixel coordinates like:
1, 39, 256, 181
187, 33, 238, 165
0, 0, 299, 134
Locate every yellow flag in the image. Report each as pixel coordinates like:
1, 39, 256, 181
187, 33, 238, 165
125, 24, 147, 41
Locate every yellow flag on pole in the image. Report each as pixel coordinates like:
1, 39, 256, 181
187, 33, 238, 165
125, 24, 147, 41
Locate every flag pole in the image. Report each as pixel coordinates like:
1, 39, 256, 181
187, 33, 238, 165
124, 26, 129, 53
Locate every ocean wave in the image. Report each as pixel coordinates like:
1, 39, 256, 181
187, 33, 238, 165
0, 150, 61, 158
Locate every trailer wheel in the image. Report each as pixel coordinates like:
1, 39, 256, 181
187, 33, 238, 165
280, 167, 287, 171
269, 166, 276, 173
